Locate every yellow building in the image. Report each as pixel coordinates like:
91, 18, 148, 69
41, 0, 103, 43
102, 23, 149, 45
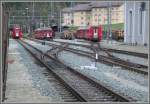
90, 2, 124, 26
72, 4, 91, 27
62, 2, 124, 27
62, 8, 72, 26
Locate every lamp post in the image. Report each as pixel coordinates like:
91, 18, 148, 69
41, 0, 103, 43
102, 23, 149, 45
22, 12, 26, 32
25, 8, 29, 34
12, 16, 15, 24
60, 10, 62, 32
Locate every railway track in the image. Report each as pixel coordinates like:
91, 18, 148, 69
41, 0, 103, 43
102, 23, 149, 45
41, 70, 81, 102
17, 39, 134, 102
52, 40, 148, 59
27, 38, 148, 75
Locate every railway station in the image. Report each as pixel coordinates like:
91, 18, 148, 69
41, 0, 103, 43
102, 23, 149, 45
1, 0, 149, 103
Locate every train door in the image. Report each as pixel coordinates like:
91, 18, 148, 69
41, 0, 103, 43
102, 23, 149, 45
93, 27, 98, 40
98, 25, 103, 41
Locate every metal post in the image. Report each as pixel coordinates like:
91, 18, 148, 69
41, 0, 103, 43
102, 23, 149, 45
26, 8, 29, 33
109, 2, 112, 43
13, 16, 15, 24
32, 2, 35, 32
48, 14, 49, 27
32, 2, 35, 19
95, 53, 98, 67
50, 2, 52, 26
71, 2, 73, 26
60, 10, 62, 32
107, 3, 109, 43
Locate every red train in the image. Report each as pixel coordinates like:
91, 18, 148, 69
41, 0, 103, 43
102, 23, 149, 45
33, 27, 55, 40
75, 25, 103, 42
11, 25, 23, 39
75, 27, 88, 39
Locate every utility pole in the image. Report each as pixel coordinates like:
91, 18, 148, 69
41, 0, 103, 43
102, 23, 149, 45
107, 2, 112, 43
107, 3, 109, 43
60, 10, 62, 32
26, 8, 29, 33
71, 2, 74, 26
109, 2, 112, 43
13, 16, 15, 25
32, 2, 35, 32
50, 2, 52, 26
48, 13, 50, 27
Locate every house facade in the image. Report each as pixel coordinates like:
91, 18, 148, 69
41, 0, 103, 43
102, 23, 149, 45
62, 8, 73, 26
62, 2, 124, 27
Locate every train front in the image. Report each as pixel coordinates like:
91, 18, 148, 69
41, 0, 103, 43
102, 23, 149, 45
12, 26, 22, 39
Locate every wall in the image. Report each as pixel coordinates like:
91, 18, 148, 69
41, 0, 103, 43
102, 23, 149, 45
124, 1, 149, 45
62, 4, 124, 27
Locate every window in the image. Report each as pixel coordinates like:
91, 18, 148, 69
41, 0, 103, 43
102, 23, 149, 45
81, 17, 84, 20
68, 13, 70, 16
81, 22, 84, 25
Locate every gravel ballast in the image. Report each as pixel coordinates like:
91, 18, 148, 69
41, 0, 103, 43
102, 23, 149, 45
23, 39, 148, 102
57, 51, 148, 102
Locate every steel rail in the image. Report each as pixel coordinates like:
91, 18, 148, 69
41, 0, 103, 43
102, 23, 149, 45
28, 38, 148, 75
18, 39, 134, 102
52, 40, 148, 59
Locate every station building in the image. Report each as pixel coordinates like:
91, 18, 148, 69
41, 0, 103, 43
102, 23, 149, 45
124, 1, 149, 46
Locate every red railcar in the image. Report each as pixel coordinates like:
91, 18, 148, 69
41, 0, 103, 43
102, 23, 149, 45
75, 27, 88, 39
11, 25, 23, 39
34, 27, 54, 40
85, 25, 103, 42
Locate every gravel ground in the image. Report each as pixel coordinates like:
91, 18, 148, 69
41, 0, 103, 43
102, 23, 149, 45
10, 39, 64, 102
111, 52, 148, 66
27, 39, 147, 66
68, 45, 93, 53
57, 51, 148, 102
54, 39, 90, 46
24, 39, 53, 53
23, 39, 148, 102
46, 40, 61, 45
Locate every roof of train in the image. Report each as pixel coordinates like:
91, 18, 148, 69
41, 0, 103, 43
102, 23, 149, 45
34, 27, 52, 31
77, 26, 89, 30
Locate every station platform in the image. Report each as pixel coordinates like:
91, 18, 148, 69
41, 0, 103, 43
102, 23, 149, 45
100, 40, 148, 54
4, 39, 57, 103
